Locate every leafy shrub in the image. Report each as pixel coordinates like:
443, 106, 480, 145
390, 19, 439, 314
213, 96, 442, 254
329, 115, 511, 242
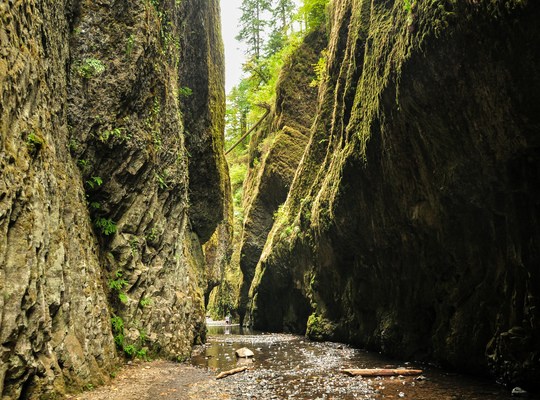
310, 50, 328, 87
95, 217, 117, 235
86, 176, 103, 189
98, 127, 130, 143
140, 297, 152, 308
118, 293, 129, 304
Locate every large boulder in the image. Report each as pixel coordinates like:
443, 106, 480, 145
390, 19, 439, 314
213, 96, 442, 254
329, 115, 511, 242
235, 347, 255, 358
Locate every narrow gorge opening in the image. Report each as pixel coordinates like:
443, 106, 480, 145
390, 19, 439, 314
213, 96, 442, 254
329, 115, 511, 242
1, 0, 539, 399
206, 0, 325, 328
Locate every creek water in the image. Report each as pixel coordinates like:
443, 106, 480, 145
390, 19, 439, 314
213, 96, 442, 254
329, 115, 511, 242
191, 326, 536, 400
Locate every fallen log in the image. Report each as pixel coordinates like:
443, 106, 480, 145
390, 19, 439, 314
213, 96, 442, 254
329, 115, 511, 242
216, 366, 249, 379
341, 368, 423, 377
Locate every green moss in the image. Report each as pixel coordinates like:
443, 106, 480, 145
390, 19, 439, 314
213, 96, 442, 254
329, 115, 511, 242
76, 58, 106, 79
306, 313, 335, 341
208, 235, 243, 319
260, 0, 485, 243
26, 131, 44, 155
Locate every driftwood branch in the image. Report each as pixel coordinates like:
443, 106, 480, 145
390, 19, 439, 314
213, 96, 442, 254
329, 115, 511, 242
225, 104, 271, 155
215, 366, 249, 379
341, 368, 423, 377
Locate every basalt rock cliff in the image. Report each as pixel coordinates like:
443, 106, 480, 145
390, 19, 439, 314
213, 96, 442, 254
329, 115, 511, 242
235, 28, 326, 325
247, 0, 540, 389
0, 0, 229, 398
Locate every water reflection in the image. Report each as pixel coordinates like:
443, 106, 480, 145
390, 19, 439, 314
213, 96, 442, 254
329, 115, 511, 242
206, 325, 254, 336
192, 330, 539, 400
194, 326, 259, 370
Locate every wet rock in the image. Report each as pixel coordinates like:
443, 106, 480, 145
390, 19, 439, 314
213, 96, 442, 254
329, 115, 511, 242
511, 387, 529, 397
236, 347, 255, 358
237, 358, 254, 368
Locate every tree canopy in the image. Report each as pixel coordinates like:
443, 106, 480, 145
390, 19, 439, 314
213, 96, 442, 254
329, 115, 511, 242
236, 0, 273, 60
226, 0, 330, 227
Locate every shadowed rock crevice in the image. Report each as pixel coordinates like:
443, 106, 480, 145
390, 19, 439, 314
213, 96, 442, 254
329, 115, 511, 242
179, 0, 229, 245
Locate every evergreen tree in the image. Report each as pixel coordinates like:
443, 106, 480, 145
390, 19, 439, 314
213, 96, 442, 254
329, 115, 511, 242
226, 82, 251, 143
264, 30, 286, 56
265, 0, 296, 56
273, 0, 295, 32
236, 0, 272, 60
299, 0, 328, 31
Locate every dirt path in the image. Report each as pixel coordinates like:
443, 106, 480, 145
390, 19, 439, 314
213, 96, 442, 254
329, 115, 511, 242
65, 361, 230, 400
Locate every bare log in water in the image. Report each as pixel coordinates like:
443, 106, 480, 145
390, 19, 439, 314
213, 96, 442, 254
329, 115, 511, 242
341, 368, 423, 377
216, 366, 249, 379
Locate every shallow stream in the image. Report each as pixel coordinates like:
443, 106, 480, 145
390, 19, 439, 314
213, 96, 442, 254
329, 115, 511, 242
191, 326, 536, 400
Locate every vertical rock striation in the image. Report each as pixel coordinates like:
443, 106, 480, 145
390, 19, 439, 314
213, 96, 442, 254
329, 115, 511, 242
177, 0, 233, 304
248, 0, 540, 389
178, 0, 229, 245
0, 2, 116, 398
1, 0, 228, 398
230, 29, 326, 325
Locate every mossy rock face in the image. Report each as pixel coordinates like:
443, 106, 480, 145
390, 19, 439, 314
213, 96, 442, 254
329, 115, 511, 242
250, 0, 540, 389
306, 314, 337, 341
234, 28, 327, 324
238, 128, 310, 325
203, 184, 234, 308
178, 0, 228, 244
273, 27, 328, 136
1, 0, 228, 398
1, 2, 118, 398
67, 0, 228, 364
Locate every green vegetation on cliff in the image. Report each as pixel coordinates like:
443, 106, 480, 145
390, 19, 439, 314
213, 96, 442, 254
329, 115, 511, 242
224, 0, 330, 221
243, 0, 540, 390
208, 0, 329, 321
0, 0, 230, 398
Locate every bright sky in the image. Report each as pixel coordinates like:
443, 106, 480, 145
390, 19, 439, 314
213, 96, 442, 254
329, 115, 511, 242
220, 0, 302, 95
220, 0, 247, 94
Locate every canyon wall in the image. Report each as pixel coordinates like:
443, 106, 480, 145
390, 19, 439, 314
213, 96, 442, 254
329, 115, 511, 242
0, 0, 228, 398
248, 0, 540, 389
235, 29, 327, 324
177, 0, 233, 304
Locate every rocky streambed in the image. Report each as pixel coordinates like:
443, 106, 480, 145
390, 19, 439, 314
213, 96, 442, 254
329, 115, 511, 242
191, 328, 536, 400
67, 328, 536, 399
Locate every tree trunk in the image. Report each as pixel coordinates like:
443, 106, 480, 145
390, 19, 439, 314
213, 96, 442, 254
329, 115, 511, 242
341, 369, 423, 377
